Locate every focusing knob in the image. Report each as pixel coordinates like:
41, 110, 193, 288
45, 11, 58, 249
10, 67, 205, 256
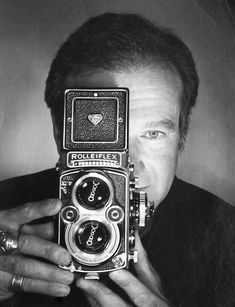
139, 191, 147, 227
129, 191, 140, 225
130, 190, 154, 228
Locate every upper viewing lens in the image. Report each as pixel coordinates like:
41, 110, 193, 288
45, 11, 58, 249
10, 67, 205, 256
75, 176, 110, 209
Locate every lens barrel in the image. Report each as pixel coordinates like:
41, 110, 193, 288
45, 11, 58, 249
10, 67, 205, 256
76, 221, 110, 254
72, 172, 113, 209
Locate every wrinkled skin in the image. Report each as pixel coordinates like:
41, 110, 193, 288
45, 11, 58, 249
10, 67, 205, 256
76, 233, 170, 307
0, 199, 74, 301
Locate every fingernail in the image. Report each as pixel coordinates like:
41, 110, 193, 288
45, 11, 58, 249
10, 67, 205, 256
76, 277, 90, 289
62, 287, 70, 297
63, 272, 74, 284
48, 199, 62, 212
56, 285, 70, 297
59, 250, 72, 266
76, 277, 83, 286
109, 270, 121, 279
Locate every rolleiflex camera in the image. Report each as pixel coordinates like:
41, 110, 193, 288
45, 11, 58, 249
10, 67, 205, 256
57, 89, 154, 279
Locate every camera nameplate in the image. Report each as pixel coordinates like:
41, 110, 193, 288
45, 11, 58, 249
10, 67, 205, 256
67, 151, 122, 168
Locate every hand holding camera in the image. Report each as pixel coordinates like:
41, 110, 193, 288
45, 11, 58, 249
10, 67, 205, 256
0, 199, 73, 300
76, 233, 170, 307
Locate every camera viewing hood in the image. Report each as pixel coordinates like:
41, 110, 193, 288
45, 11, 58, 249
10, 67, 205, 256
63, 89, 129, 151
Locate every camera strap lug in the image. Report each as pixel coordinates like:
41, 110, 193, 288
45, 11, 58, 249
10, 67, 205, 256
129, 250, 138, 263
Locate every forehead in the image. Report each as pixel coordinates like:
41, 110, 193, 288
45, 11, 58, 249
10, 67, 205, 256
64, 67, 182, 121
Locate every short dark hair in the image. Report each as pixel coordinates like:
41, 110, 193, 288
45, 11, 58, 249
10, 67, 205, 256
45, 13, 199, 148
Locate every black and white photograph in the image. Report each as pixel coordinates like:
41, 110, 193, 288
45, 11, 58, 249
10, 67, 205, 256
0, 1, 234, 306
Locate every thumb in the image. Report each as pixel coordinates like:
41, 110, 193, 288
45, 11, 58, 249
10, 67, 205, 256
0, 199, 62, 231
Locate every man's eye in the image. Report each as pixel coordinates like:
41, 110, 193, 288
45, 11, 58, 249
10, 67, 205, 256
142, 130, 164, 140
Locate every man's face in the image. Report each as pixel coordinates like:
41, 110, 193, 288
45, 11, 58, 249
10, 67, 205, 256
64, 66, 182, 208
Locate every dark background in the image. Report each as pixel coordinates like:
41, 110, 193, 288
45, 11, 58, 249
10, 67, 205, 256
0, 0, 234, 204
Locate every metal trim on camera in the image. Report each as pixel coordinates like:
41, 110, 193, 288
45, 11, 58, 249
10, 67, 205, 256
65, 217, 120, 266
72, 172, 114, 210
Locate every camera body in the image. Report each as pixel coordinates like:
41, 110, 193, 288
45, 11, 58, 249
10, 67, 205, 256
57, 89, 153, 278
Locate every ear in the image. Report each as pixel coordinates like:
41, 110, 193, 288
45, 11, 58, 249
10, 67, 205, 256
50, 111, 62, 154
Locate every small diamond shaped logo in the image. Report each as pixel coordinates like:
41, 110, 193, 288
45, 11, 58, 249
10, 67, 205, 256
88, 113, 103, 126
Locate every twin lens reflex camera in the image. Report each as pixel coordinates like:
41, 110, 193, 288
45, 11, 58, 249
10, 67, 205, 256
57, 89, 154, 279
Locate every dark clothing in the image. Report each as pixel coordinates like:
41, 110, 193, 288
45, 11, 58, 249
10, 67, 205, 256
0, 169, 234, 307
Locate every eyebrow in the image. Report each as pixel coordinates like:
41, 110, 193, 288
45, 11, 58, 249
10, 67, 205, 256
144, 119, 177, 131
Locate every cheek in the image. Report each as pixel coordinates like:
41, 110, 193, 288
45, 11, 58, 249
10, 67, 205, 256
144, 152, 177, 205
141, 149, 178, 182
131, 139, 179, 175
130, 141, 179, 206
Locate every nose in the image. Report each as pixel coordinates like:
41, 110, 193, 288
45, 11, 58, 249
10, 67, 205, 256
129, 137, 145, 175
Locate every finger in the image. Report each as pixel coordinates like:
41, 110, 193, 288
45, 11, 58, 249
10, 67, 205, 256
109, 269, 158, 307
76, 278, 129, 307
18, 234, 71, 266
21, 221, 54, 240
0, 267, 71, 298
22, 278, 70, 297
0, 199, 62, 230
0, 255, 73, 285
2, 272, 70, 297
0, 271, 14, 294
85, 294, 101, 307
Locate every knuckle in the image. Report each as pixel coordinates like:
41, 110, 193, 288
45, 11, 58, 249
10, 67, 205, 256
24, 277, 34, 291
146, 295, 159, 307
43, 222, 54, 239
21, 203, 34, 217
18, 234, 29, 253
47, 269, 59, 282
5, 256, 17, 272
0, 210, 17, 231
64, 276, 73, 285
120, 278, 129, 288
91, 282, 112, 297
61, 272, 74, 285
47, 283, 57, 294
44, 245, 58, 261
134, 292, 146, 305
48, 283, 69, 296
36, 200, 49, 215
133, 291, 157, 306
41, 199, 60, 215
23, 278, 69, 297
13, 259, 23, 274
